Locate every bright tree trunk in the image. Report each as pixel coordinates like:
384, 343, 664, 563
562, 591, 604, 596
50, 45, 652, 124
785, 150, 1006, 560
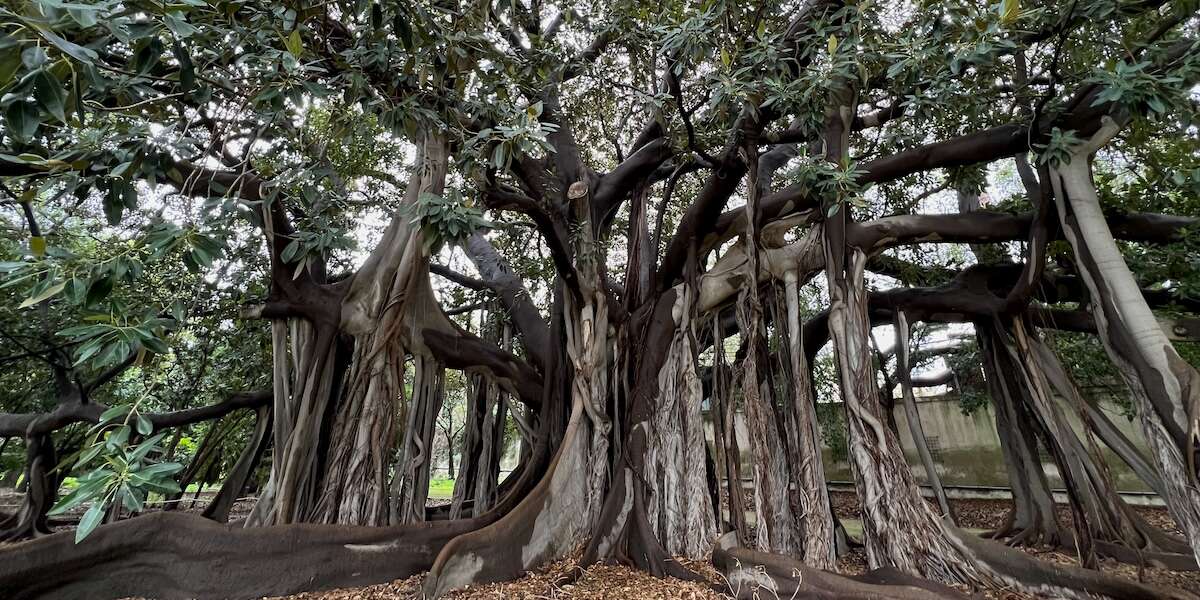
894, 311, 955, 523
1049, 122, 1200, 565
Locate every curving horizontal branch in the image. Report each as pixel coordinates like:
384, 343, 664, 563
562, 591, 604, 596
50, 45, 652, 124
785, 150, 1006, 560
422, 328, 542, 409
0, 391, 271, 438
593, 137, 673, 228
706, 37, 1197, 255
482, 183, 581, 298
697, 208, 1197, 318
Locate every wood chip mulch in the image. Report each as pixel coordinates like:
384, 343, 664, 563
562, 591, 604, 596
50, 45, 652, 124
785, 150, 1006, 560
263, 553, 733, 600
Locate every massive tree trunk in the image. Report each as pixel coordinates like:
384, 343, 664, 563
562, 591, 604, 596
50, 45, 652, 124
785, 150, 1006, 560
250, 133, 452, 526
422, 186, 615, 595
1050, 120, 1200, 565
736, 145, 797, 554
422, 291, 610, 596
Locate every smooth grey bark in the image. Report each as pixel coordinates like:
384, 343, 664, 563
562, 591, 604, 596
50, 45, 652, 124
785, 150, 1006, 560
894, 312, 955, 523
1049, 120, 1200, 565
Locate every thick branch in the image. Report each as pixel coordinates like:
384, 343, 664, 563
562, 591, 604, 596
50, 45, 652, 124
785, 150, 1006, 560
0, 391, 271, 438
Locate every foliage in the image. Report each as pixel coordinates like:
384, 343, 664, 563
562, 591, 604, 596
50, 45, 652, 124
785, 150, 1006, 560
49, 404, 182, 543
1035, 128, 1084, 167
815, 399, 848, 463
407, 191, 493, 254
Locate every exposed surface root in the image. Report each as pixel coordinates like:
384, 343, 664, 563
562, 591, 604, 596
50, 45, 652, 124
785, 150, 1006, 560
712, 533, 969, 599
0, 511, 485, 600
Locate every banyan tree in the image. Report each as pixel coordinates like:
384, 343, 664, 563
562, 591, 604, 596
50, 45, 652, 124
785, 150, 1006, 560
0, 0, 1199, 598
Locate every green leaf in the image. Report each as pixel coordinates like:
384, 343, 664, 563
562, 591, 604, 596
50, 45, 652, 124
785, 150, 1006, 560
491, 144, 507, 169
163, 12, 198, 39
49, 475, 106, 515
75, 502, 105, 543
139, 461, 184, 478
5, 101, 42, 142
999, 0, 1020, 24
136, 414, 153, 436
34, 24, 98, 64
19, 281, 65, 309
22, 46, 47, 69
106, 425, 131, 450
34, 70, 67, 123
74, 339, 104, 365
67, 7, 101, 28
85, 275, 113, 306
99, 404, 129, 424
141, 335, 169, 354
129, 433, 166, 461
119, 485, 145, 512
140, 477, 181, 495
172, 40, 194, 92
394, 15, 414, 50
74, 442, 105, 467
285, 30, 303, 57
103, 184, 126, 225
0, 50, 21, 86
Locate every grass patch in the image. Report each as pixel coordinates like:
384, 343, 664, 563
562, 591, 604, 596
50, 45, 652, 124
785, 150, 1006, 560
428, 478, 455, 499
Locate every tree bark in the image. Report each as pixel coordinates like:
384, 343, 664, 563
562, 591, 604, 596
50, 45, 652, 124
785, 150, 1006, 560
1050, 120, 1200, 565
0, 511, 487, 600
781, 272, 836, 568
735, 143, 797, 554
644, 284, 715, 558
978, 324, 1064, 547
0, 434, 57, 541
894, 312, 955, 523
203, 406, 272, 523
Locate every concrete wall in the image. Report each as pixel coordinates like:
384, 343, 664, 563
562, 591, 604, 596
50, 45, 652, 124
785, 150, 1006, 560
712, 394, 1153, 493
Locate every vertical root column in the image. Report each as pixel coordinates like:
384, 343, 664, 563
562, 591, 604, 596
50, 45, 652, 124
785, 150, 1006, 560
316, 340, 403, 526
0, 433, 57, 541
736, 290, 797, 554
422, 296, 612, 597
1052, 147, 1200, 566
824, 248, 977, 583
782, 272, 836, 568
392, 356, 444, 525
645, 285, 715, 558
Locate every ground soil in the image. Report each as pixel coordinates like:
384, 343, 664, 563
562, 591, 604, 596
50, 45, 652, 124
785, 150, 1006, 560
260, 492, 1198, 600
4, 488, 1195, 599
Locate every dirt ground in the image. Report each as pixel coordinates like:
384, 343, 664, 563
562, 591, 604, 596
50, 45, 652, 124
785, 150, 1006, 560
5, 488, 1195, 599
261, 493, 1199, 600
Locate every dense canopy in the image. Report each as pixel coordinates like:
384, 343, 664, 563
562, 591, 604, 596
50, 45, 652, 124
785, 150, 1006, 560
0, 0, 1198, 598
